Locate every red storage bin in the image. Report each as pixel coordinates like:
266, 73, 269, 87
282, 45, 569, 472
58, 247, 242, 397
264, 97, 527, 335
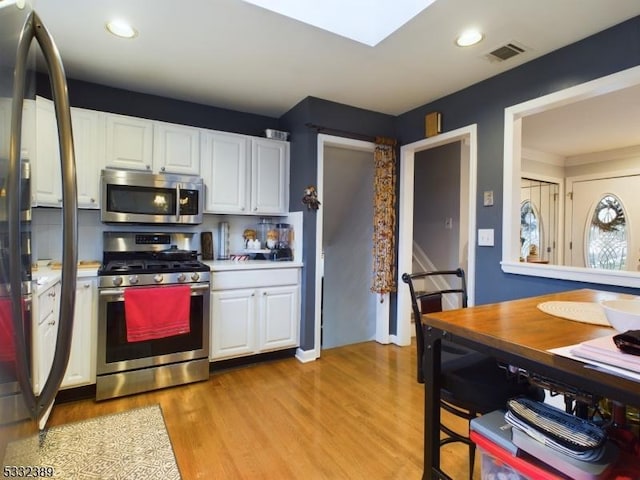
470, 430, 567, 479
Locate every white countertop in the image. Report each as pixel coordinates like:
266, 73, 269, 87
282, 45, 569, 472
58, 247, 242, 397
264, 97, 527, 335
32, 266, 98, 292
204, 260, 303, 271
31, 260, 302, 290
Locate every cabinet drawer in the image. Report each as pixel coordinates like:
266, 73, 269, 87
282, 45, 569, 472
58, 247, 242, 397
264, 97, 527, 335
37, 286, 58, 325
212, 268, 299, 290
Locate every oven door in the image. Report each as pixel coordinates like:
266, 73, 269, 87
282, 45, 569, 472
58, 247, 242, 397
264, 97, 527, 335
97, 283, 210, 375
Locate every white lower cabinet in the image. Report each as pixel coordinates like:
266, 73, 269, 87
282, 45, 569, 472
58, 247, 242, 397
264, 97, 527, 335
33, 281, 61, 396
210, 268, 300, 360
61, 278, 97, 389
33, 277, 97, 394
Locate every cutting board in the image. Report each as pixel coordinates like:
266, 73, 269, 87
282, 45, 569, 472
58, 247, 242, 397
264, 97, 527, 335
50, 260, 101, 270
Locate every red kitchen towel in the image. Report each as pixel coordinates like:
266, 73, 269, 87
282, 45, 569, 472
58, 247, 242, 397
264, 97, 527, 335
0, 297, 16, 362
124, 286, 191, 342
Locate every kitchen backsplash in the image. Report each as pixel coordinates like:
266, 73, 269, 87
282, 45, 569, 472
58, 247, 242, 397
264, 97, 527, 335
32, 208, 301, 263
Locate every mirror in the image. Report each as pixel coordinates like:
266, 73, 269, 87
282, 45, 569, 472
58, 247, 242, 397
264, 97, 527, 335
502, 65, 640, 288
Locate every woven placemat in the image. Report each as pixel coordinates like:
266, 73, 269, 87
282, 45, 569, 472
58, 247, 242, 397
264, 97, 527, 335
537, 301, 612, 327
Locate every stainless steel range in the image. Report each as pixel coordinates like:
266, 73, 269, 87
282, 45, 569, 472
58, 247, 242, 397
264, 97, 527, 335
96, 232, 210, 401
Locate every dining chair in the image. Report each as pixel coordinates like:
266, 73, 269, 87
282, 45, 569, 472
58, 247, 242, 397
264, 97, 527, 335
402, 268, 543, 480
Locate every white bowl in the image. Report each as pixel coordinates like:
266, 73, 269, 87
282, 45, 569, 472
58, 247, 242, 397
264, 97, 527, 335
600, 299, 640, 332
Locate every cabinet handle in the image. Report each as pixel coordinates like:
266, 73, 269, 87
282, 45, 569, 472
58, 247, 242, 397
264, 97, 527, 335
253, 207, 258, 212
90, 198, 95, 203
262, 292, 266, 296
48, 319, 55, 326
83, 283, 90, 288
146, 165, 151, 170
161, 167, 165, 172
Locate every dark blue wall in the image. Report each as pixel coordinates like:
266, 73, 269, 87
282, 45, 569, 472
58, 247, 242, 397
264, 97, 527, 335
397, 16, 640, 304
280, 97, 396, 350
35, 15, 640, 352
36, 74, 279, 136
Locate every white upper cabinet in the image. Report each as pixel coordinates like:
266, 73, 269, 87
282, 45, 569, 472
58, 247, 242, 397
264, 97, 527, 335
33, 98, 105, 208
35, 96, 62, 206
105, 113, 154, 171
153, 121, 200, 175
201, 132, 289, 215
200, 131, 250, 213
251, 138, 289, 214
71, 107, 105, 208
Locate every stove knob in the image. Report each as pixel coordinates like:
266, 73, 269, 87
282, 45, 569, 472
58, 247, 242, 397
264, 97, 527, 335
154, 274, 163, 284
191, 272, 200, 282
177, 273, 187, 283
113, 276, 123, 287
129, 275, 139, 285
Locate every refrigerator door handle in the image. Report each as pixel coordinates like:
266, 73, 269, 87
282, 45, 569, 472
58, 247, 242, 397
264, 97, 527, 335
9, 10, 78, 423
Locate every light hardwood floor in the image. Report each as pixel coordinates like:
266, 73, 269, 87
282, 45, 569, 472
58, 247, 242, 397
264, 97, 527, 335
47, 341, 479, 479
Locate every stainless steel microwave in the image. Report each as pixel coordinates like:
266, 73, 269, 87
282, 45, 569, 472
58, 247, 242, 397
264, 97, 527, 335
100, 169, 203, 224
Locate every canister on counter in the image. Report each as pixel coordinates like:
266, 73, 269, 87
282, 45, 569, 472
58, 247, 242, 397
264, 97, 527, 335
217, 221, 230, 260
201, 232, 213, 260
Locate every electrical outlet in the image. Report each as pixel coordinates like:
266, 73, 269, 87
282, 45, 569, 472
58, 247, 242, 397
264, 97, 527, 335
483, 190, 494, 206
478, 228, 494, 246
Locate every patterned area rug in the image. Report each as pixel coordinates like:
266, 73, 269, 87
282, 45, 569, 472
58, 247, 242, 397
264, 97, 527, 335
2, 405, 181, 479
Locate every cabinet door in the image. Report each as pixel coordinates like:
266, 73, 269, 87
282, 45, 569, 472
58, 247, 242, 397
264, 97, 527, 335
201, 131, 250, 213
33, 282, 61, 395
258, 285, 299, 351
251, 138, 289, 214
35, 97, 62, 206
62, 279, 96, 388
153, 121, 200, 175
210, 289, 256, 359
105, 113, 153, 171
71, 108, 105, 208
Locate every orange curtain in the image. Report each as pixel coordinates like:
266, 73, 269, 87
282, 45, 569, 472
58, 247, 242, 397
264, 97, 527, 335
371, 137, 397, 300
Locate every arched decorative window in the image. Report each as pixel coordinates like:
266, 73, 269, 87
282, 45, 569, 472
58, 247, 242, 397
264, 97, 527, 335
520, 200, 541, 260
586, 194, 627, 270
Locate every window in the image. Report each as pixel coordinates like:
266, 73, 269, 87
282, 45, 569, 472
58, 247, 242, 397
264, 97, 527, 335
587, 195, 627, 270
520, 200, 540, 261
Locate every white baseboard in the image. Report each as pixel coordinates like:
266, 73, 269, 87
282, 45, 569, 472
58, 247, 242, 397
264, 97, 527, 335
295, 348, 317, 363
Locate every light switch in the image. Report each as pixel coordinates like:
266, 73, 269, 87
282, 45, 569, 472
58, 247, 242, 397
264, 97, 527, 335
478, 228, 494, 247
483, 191, 494, 206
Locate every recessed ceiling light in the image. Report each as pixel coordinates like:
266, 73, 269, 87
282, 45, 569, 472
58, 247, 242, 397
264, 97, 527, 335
106, 19, 138, 39
456, 29, 483, 47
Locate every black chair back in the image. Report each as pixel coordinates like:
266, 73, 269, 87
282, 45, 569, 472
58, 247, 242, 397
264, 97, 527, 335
401, 268, 467, 383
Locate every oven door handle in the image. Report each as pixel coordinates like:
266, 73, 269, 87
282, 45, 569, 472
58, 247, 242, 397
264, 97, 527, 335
99, 283, 210, 299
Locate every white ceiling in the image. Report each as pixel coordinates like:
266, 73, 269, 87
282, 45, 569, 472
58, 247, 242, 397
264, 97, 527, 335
522, 83, 640, 158
34, 0, 640, 121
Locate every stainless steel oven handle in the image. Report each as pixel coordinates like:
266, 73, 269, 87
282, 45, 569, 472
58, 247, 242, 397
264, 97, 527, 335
176, 184, 181, 221
99, 283, 210, 299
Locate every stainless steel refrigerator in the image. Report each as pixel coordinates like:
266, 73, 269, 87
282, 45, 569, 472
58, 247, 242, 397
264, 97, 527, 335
0, 0, 78, 457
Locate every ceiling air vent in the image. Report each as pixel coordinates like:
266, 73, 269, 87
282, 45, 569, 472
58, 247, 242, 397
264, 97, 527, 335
485, 42, 527, 62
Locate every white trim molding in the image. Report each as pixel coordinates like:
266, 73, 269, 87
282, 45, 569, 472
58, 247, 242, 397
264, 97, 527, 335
503, 65, 640, 287
396, 125, 478, 347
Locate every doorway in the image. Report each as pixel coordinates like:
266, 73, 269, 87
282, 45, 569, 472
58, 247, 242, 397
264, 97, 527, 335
396, 125, 478, 346
314, 135, 377, 357
321, 146, 376, 348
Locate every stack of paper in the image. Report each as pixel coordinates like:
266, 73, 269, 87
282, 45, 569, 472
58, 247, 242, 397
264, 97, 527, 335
570, 335, 640, 373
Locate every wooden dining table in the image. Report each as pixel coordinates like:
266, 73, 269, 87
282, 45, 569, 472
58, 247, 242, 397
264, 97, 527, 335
420, 288, 640, 480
